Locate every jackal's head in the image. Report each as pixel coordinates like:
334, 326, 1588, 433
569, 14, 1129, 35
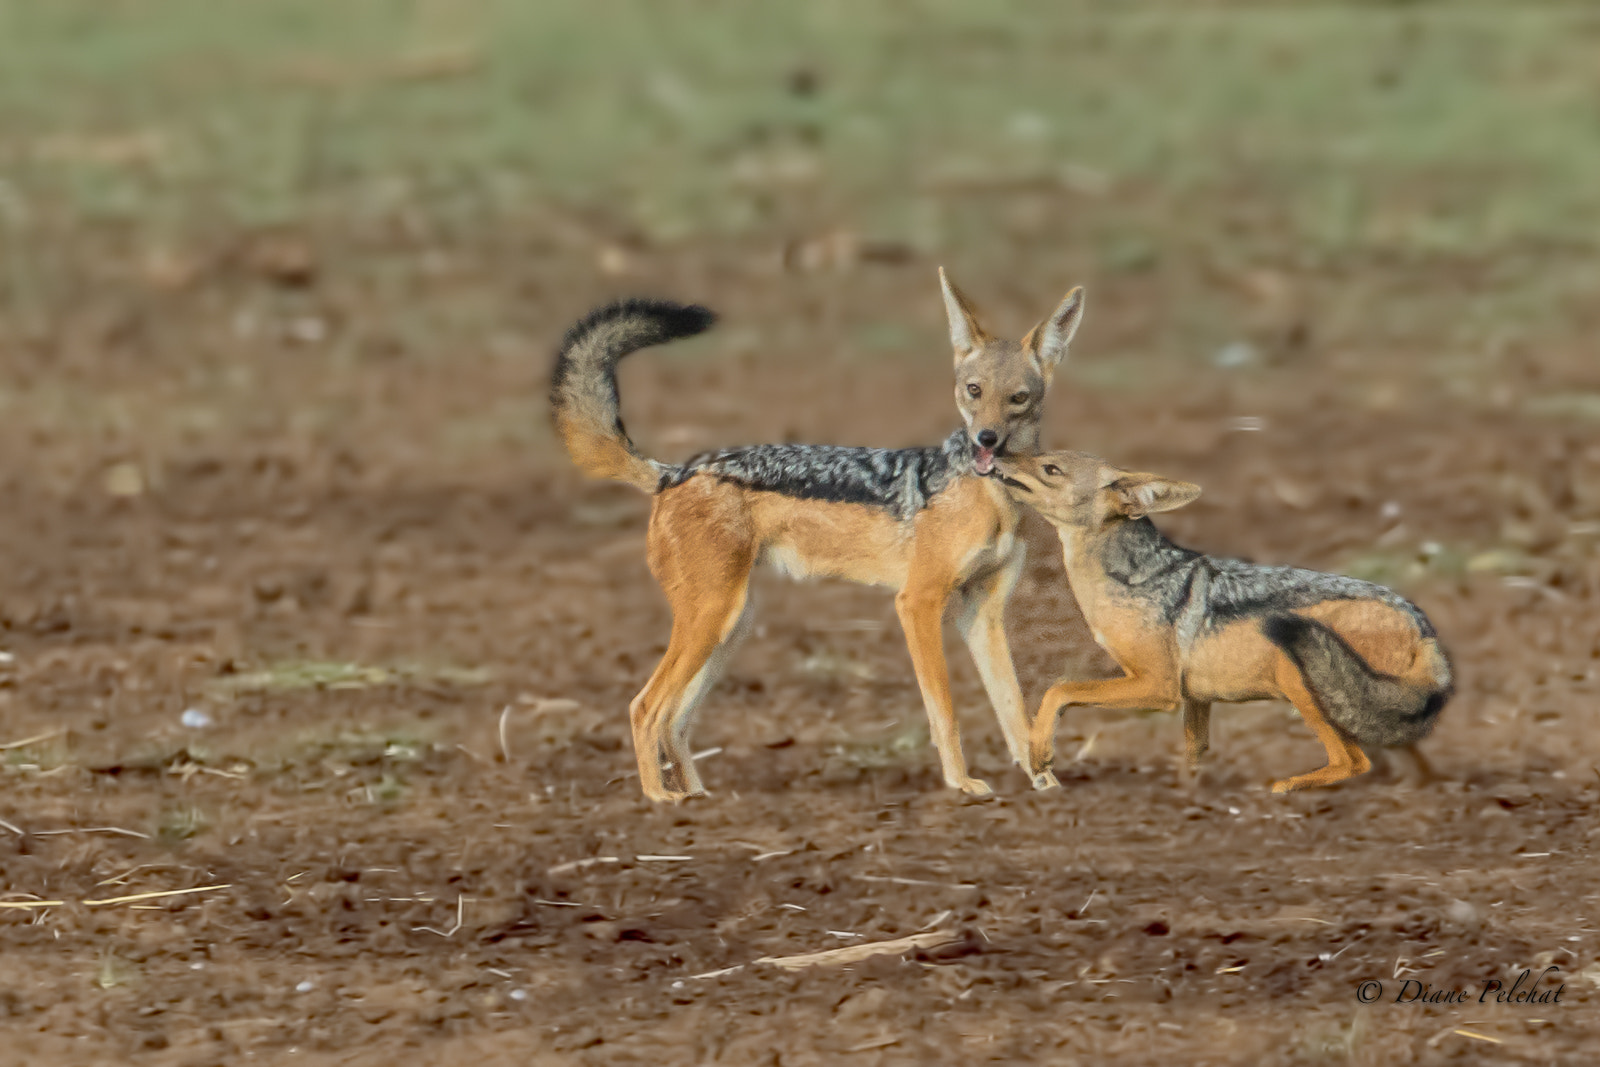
940, 269, 1084, 475
994, 450, 1201, 530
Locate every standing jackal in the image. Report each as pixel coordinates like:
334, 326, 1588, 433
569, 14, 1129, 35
551, 272, 1085, 801
994, 450, 1453, 793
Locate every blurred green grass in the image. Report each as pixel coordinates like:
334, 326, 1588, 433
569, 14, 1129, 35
1, 0, 1597, 476
2, 0, 1598, 256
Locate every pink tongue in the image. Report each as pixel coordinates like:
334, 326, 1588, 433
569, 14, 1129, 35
974, 448, 995, 474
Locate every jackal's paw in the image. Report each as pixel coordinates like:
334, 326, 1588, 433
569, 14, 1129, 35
954, 776, 994, 798
1030, 770, 1061, 791
1269, 778, 1302, 795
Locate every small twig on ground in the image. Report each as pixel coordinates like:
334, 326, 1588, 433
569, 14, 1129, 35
83, 884, 231, 908
95, 862, 172, 887
0, 817, 24, 835
1073, 732, 1100, 762
547, 857, 620, 876
1425, 1023, 1493, 1048
498, 705, 514, 763
635, 854, 693, 862
1447, 1030, 1504, 1046
193, 766, 248, 780
754, 930, 960, 971
856, 874, 978, 891
413, 895, 468, 938
0, 727, 65, 751
846, 1037, 902, 1053
32, 827, 151, 840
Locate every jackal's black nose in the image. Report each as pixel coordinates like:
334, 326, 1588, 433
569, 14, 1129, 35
976, 430, 999, 448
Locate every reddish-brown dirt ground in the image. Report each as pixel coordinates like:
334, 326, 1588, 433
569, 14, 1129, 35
2, 244, 1599, 1065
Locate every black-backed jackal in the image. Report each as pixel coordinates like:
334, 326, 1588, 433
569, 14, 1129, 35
995, 450, 1453, 793
550, 273, 1084, 801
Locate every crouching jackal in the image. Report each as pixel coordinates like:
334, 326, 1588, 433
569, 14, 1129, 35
994, 451, 1453, 793
551, 273, 1086, 801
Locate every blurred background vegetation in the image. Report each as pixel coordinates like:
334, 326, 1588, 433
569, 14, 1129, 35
6, 1, 1599, 250
0, 0, 1596, 472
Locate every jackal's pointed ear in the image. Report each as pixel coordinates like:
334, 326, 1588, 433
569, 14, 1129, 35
1023, 286, 1085, 372
1108, 473, 1201, 517
939, 267, 990, 360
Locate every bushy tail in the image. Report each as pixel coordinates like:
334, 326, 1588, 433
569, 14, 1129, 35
1261, 613, 1452, 747
550, 299, 716, 492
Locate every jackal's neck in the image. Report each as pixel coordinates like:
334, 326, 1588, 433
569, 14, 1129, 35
1064, 516, 1198, 590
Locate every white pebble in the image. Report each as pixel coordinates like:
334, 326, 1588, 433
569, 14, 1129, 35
181, 708, 213, 729
1213, 341, 1258, 369
509, 989, 529, 1001
295, 980, 314, 993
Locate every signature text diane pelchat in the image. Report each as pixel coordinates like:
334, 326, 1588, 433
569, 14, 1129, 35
1354, 966, 1566, 1006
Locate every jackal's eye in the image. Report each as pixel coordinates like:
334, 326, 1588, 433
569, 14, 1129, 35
1043, 464, 1063, 477
966, 383, 981, 398
1009, 391, 1029, 405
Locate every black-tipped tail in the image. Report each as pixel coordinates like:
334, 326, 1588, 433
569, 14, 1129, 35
1262, 613, 1450, 748
550, 299, 716, 491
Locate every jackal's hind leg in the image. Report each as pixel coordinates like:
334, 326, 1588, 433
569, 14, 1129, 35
1182, 698, 1212, 767
1270, 656, 1371, 794
632, 496, 756, 803
1359, 742, 1434, 787
660, 591, 754, 796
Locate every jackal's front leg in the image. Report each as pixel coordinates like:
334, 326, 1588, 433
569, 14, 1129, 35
955, 546, 1055, 789
1028, 674, 1182, 779
896, 583, 991, 797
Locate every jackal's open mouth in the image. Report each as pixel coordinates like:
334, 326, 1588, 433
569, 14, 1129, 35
973, 440, 1004, 475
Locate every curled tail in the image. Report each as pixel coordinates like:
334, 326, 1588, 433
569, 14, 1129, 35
550, 299, 716, 492
1261, 613, 1453, 747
